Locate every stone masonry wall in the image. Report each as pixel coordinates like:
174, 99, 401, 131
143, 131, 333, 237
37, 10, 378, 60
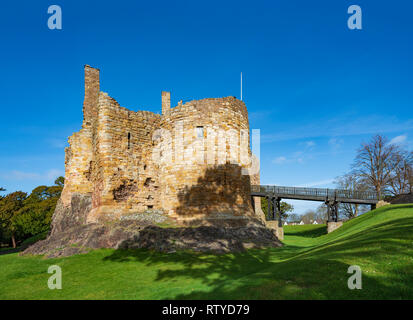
60, 65, 98, 207
59, 65, 261, 226
87, 92, 161, 222
60, 126, 93, 207
157, 97, 254, 222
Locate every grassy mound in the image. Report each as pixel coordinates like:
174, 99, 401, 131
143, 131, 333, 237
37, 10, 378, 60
1, 204, 412, 299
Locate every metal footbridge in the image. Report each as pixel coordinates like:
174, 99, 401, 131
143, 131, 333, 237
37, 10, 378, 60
251, 185, 378, 224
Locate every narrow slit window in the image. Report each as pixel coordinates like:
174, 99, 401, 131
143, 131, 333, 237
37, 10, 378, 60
127, 132, 131, 149
196, 126, 204, 139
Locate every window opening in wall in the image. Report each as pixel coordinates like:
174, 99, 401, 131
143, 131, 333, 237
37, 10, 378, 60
128, 132, 131, 149
196, 126, 204, 139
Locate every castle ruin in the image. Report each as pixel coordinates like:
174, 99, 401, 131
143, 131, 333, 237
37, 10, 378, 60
60, 65, 264, 226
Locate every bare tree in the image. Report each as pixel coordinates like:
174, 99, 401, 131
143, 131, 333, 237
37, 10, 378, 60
335, 173, 369, 218
388, 150, 413, 195
286, 213, 300, 223
315, 204, 328, 222
301, 210, 316, 224
353, 135, 402, 200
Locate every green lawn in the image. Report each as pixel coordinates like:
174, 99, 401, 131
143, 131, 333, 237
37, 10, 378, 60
1, 204, 413, 299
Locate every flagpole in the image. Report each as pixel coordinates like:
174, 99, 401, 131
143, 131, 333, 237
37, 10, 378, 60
241, 72, 242, 101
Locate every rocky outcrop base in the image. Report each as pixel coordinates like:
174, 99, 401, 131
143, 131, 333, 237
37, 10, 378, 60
22, 222, 282, 258
22, 192, 282, 258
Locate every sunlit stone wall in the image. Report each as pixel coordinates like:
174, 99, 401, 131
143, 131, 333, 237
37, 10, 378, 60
60, 65, 262, 225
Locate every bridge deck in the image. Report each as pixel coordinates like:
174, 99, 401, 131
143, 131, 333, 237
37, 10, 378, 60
251, 185, 378, 205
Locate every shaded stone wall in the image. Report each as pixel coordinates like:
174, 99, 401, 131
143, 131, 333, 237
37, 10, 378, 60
60, 65, 260, 226
60, 126, 93, 207
250, 171, 266, 222
157, 97, 254, 222
87, 93, 161, 222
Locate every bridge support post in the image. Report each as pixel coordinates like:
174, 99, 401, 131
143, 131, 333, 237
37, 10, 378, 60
326, 201, 342, 233
267, 197, 283, 240
333, 202, 338, 222
266, 196, 272, 220
326, 201, 339, 222
271, 197, 278, 221
276, 198, 282, 227
326, 202, 332, 222
327, 220, 343, 233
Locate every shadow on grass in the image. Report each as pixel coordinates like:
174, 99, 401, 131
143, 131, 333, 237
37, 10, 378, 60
299, 217, 413, 260
0, 247, 23, 256
372, 204, 413, 214
102, 215, 413, 299
284, 225, 327, 238
0, 244, 30, 256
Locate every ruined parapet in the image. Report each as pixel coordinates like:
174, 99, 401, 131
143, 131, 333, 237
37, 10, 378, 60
82, 65, 100, 125
161, 91, 171, 115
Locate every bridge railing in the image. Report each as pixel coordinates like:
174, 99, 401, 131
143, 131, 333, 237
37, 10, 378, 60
251, 185, 378, 201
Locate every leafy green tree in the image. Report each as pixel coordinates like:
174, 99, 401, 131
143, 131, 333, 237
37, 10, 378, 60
0, 177, 64, 247
260, 198, 294, 220
0, 191, 27, 248
12, 199, 56, 236
13, 183, 63, 239
26, 186, 50, 202
54, 176, 65, 187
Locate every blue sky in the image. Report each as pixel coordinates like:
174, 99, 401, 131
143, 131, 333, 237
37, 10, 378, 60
0, 1, 412, 214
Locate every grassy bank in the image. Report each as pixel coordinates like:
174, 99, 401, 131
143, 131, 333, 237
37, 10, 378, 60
1, 204, 412, 299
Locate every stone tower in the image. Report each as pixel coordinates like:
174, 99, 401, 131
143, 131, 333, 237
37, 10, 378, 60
58, 65, 263, 226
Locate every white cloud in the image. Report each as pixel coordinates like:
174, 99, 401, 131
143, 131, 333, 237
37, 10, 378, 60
282, 200, 322, 215
47, 138, 68, 149
273, 156, 287, 164
46, 169, 64, 180
389, 134, 407, 145
261, 115, 413, 143
297, 179, 335, 188
273, 149, 313, 165
249, 110, 274, 121
328, 137, 344, 152
3, 170, 41, 180
0, 169, 64, 182
306, 141, 316, 148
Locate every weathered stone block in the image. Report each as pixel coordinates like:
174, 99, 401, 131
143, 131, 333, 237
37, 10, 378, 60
265, 221, 284, 240
327, 221, 343, 233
